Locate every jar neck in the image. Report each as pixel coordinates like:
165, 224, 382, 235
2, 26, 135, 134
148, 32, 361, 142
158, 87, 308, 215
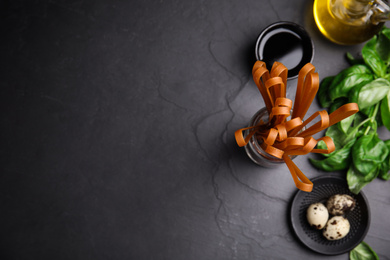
371, 0, 390, 24
330, 0, 375, 26
330, 0, 390, 25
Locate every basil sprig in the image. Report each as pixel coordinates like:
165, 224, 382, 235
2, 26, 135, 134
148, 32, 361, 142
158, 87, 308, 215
350, 242, 379, 260
310, 26, 390, 194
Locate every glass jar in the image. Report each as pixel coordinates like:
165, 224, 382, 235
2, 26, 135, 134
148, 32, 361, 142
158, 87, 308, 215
244, 107, 295, 167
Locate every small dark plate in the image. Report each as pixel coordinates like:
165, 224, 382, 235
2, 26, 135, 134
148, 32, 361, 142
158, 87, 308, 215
290, 176, 370, 255
255, 21, 314, 79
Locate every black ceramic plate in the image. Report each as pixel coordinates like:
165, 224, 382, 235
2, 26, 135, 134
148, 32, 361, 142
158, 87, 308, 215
290, 176, 370, 255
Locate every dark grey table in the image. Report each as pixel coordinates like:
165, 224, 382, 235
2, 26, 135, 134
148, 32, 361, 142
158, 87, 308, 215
2, 0, 390, 259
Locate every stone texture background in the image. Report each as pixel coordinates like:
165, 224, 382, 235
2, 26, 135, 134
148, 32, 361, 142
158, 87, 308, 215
1, 0, 389, 259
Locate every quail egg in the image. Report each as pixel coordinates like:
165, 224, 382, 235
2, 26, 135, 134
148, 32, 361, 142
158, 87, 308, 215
306, 203, 329, 230
323, 216, 350, 240
326, 194, 356, 216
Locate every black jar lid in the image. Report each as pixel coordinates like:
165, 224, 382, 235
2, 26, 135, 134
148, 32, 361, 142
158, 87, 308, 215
255, 21, 314, 79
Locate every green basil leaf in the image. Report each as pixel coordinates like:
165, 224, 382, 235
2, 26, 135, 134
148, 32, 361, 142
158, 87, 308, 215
380, 26, 390, 39
339, 114, 355, 135
380, 139, 390, 181
316, 124, 347, 157
309, 139, 355, 171
363, 166, 380, 182
360, 105, 373, 116
379, 157, 390, 180
347, 165, 379, 194
328, 98, 353, 134
346, 52, 364, 65
354, 78, 390, 109
380, 90, 390, 131
328, 98, 347, 114
328, 65, 373, 101
352, 133, 389, 175
349, 82, 365, 105
376, 107, 383, 127
350, 241, 379, 260
317, 76, 335, 108
362, 36, 387, 77
326, 124, 349, 149
352, 112, 367, 127
377, 27, 390, 66
358, 106, 382, 129
385, 139, 390, 150
346, 112, 366, 140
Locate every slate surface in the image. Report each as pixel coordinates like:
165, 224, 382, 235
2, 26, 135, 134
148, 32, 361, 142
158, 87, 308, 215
1, 0, 390, 259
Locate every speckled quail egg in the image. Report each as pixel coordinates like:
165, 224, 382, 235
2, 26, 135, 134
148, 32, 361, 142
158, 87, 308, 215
323, 216, 350, 240
326, 194, 356, 216
306, 203, 329, 230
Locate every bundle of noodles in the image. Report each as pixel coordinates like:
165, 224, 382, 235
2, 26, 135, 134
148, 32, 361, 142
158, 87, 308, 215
235, 61, 358, 192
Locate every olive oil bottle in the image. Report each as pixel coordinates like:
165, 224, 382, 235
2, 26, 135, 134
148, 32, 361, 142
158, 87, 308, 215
313, 0, 388, 45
